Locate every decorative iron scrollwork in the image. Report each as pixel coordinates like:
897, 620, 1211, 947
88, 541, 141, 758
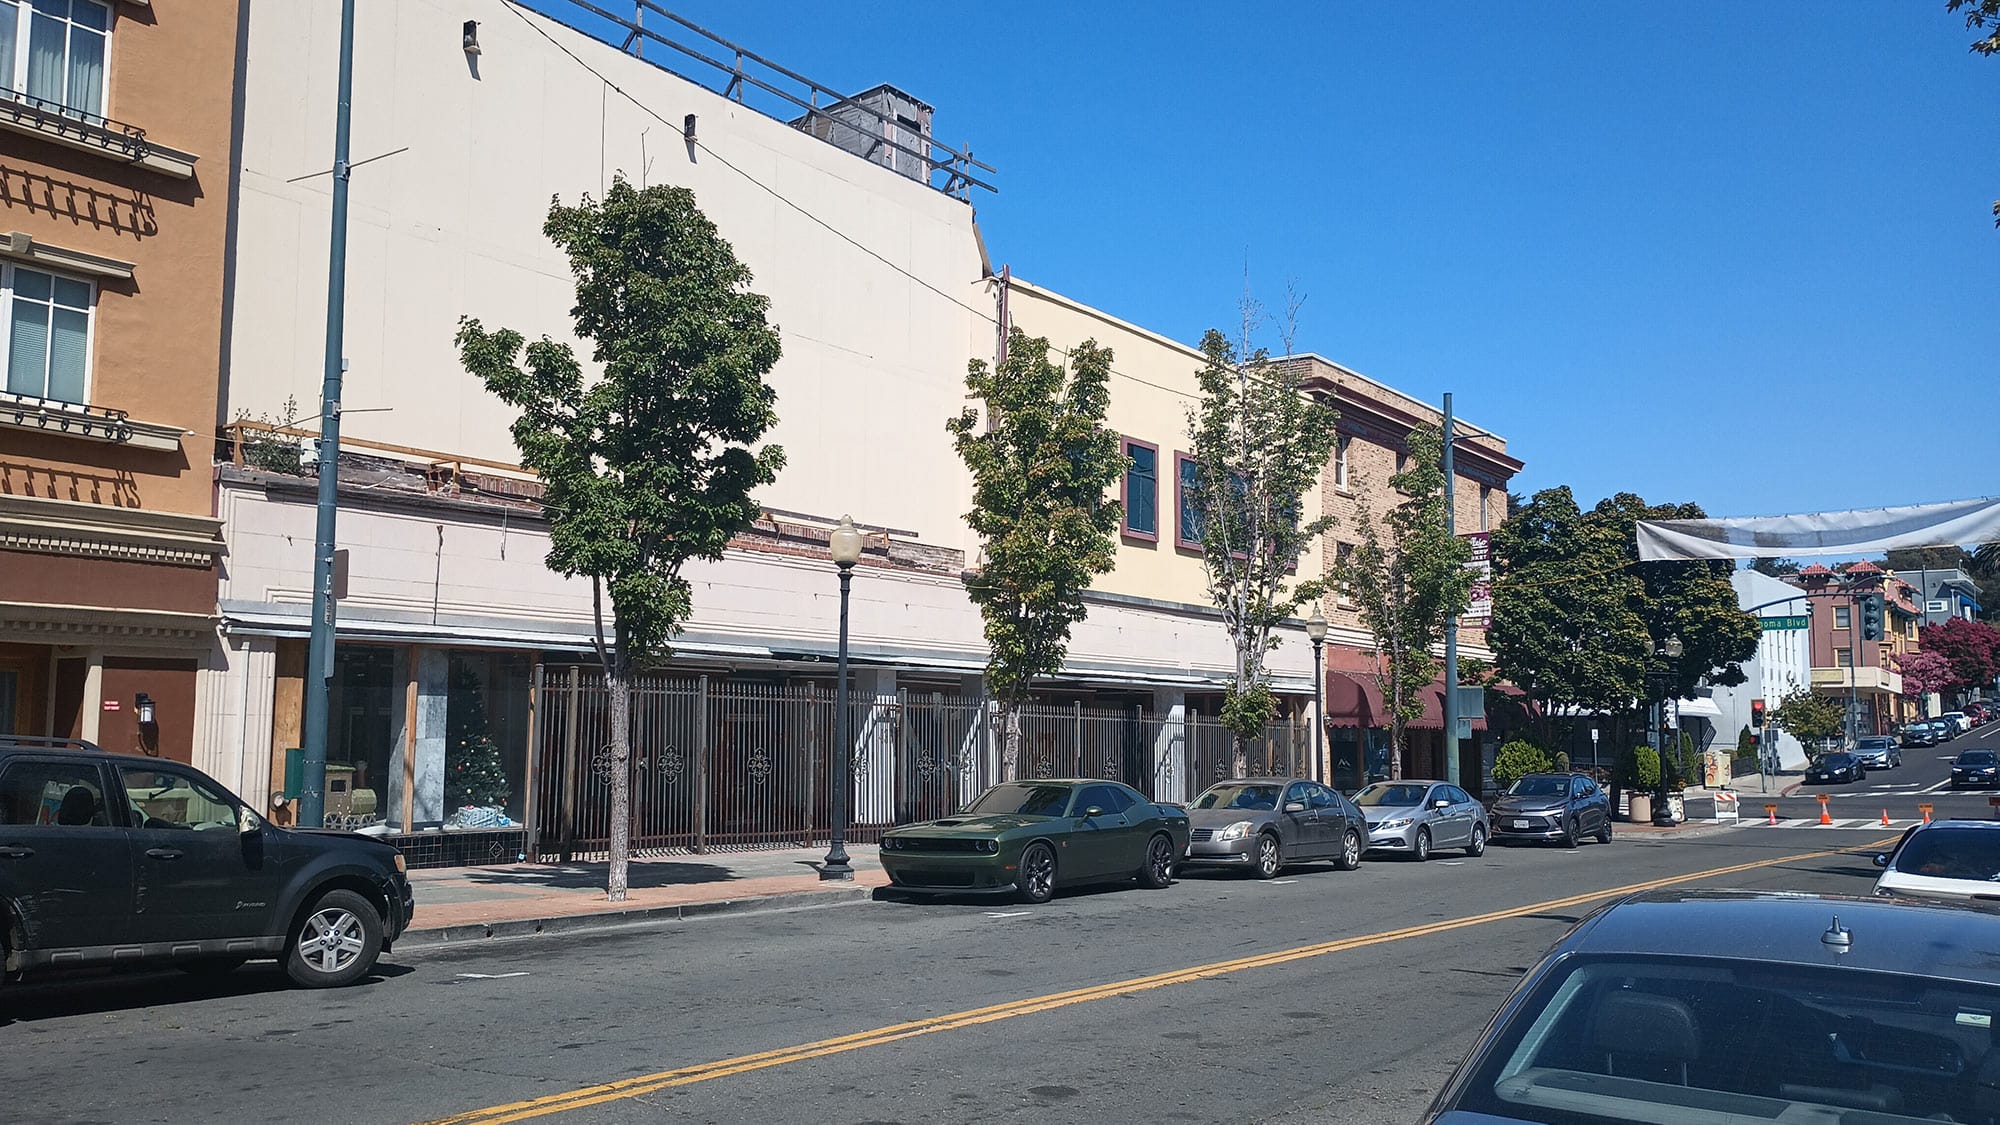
747, 748, 772, 783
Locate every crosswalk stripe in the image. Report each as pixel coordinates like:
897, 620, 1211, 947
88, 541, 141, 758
1737, 818, 1919, 830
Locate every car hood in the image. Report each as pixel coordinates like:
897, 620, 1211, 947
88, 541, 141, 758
1491, 796, 1563, 814
891, 814, 1048, 836
1361, 804, 1421, 822
1188, 807, 1276, 828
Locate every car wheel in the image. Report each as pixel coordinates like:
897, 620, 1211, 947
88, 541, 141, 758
179, 956, 250, 977
1597, 817, 1613, 845
1016, 842, 1057, 904
1255, 833, 1283, 879
1465, 825, 1486, 858
1563, 818, 1580, 849
1335, 829, 1362, 871
1412, 828, 1432, 862
1138, 833, 1175, 889
284, 889, 383, 989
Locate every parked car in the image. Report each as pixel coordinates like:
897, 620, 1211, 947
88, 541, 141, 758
877, 779, 1189, 904
1420, 890, 2000, 1124
1899, 722, 1939, 749
1803, 752, 1867, 784
1354, 780, 1489, 861
1872, 819, 2000, 904
1941, 711, 1971, 735
0, 736, 413, 989
1182, 777, 1364, 878
1949, 749, 2000, 790
1490, 772, 1612, 848
1926, 718, 1958, 744
1851, 735, 1902, 770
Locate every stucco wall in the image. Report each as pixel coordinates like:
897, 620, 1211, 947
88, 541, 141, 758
227, 0, 986, 548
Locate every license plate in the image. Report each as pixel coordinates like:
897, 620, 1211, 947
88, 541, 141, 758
1513, 819, 1531, 829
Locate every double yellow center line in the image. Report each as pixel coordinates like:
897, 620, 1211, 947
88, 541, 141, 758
421, 842, 1871, 1125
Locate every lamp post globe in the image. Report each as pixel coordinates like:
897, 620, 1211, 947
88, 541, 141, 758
822, 516, 864, 881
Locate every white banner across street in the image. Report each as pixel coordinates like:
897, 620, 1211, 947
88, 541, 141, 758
1635, 496, 2000, 562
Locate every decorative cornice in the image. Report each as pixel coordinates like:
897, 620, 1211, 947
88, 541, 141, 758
0, 393, 186, 452
0, 494, 224, 568
0, 602, 216, 650
1, 231, 135, 281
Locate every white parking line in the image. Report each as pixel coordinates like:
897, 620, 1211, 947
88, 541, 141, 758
1922, 778, 1956, 794
983, 911, 1031, 919
455, 972, 531, 980
1267, 879, 1298, 885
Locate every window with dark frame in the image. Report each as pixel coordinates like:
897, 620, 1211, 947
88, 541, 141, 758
1121, 438, 1158, 541
1175, 451, 1203, 549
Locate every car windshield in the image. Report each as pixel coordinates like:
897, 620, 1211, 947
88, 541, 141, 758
1816, 754, 1855, 767
1356, 783, 1430, 808
964, 784, 1072, 817
1893, 828, 2000, 882
1857, 738, 1893, 749
1193, 783, 1281, 811
1958, 751, 1998, 766
1506, 776, 1568, 799
1450, 955, 2000, 1124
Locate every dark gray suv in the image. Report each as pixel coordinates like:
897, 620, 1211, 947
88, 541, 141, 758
1490, 772, 1612, 848
0, 737, 413, 989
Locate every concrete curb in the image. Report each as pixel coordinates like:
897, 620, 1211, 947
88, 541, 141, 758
398, 885, 875, 949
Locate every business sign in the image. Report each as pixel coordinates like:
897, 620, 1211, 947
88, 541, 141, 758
1759, 615, 1810, 631
1462, 531, 1493, 628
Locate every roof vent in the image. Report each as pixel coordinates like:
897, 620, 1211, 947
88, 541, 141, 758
1821, 915, 1853, 953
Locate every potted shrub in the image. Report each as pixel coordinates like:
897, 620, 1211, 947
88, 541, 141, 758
1623, 747, 1660, 823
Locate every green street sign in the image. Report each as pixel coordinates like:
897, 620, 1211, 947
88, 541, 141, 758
1760, 615, 1809, 631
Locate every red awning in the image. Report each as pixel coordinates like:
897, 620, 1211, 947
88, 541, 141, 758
1412, 682, 1488, 732
1325, 672, 1384, 728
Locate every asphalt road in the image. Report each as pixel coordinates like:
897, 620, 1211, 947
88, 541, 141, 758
1749, 716, 2000, 821
0, 824, 1904, 1125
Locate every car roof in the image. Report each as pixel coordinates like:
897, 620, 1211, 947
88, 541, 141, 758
1362, 778, 1445, 786
1200, 776, 1312, 786
1561, 890, 2000, 986
0, 736, 160, 763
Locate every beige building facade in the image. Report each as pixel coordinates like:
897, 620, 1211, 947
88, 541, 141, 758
0, 0, 237, 761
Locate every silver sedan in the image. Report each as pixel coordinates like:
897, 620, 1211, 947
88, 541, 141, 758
1355, 779, 1489, 861
1183, 777, 1366, 878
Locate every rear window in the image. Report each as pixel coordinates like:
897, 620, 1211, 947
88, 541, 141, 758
1893, 829, 2000, 882
1449, 955, 2000, 1124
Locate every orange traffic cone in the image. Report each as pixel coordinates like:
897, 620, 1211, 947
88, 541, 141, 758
1818, 796, 1832, 826
1766, 804, 1779, 825
1881, 809, 1891, 827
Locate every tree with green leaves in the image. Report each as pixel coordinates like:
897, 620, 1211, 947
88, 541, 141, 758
949, 330, 1124, 780
1185, 313, 1338, 776
457, 177, 783, 900
1491, 739, 1553, 790
1490, 487, 1652, 751
1339, 425, 1475, 779
1771, 688, 1845, 746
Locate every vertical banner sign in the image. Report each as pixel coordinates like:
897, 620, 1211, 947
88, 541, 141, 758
1462, 531, 1493, 628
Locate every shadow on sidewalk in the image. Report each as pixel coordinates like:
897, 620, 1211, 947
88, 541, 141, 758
455, 861, 739, 891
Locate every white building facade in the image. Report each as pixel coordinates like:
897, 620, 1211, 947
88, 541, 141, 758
1709, 570, 1816, 772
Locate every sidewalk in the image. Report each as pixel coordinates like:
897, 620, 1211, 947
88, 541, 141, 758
400, 845, 887, 948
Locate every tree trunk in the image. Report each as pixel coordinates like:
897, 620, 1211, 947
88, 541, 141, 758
605, 654, 632, 903
1231, 732, 1247, 779
999, 701, 1020, 782
1388, 716, 1405, 781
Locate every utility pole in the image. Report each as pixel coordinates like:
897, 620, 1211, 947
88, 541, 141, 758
1845, 585, 1860, 751
298, 0, 358, 829
1441, 393, 1460, 787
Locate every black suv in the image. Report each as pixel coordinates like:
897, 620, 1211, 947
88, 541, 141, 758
0, 737, 413, 989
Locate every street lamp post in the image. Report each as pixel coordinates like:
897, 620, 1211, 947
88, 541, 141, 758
1306, 611, 1328, 786
821, 516, 865, 882
1652, 635, 1683, 824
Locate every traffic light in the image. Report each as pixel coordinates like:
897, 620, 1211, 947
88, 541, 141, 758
1751, 698, 1766, 728
1860, 594, 1884, 642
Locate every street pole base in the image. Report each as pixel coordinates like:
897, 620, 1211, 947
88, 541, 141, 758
818, 863, 855, 882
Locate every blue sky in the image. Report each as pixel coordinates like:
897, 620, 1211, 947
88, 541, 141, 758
524, 2, 1996, 519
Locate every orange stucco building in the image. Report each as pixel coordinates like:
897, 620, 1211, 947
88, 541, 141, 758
0, 0, 239, 759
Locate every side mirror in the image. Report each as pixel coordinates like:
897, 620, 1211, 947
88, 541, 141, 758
1872, 853, 1889, 869
1283, 800, 1307, 814
238, 807, 263, 836
1082, 806, 1104, 818
1433, 799, 1451, 810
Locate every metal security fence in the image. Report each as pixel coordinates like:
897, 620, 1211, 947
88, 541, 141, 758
526, 667, 1314, 861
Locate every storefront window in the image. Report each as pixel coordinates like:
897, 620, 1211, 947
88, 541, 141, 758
327, 646, 398, 830
444, 650, 530, 825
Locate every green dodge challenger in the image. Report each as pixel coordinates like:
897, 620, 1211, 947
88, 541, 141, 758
878, 779, 1191, 904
